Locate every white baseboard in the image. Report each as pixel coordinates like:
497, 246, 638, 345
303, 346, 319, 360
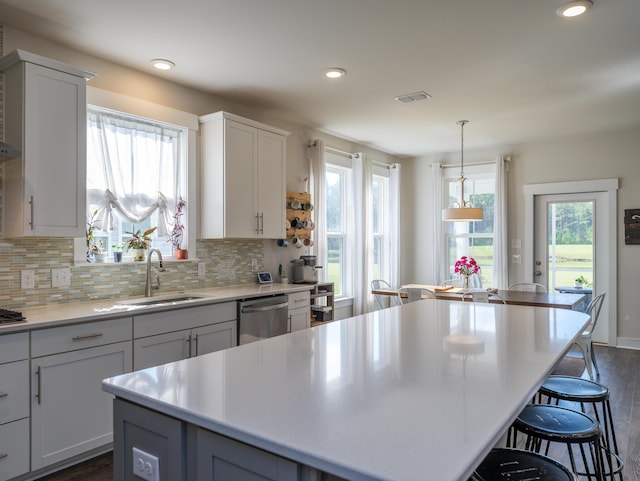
615, 338, 640, 350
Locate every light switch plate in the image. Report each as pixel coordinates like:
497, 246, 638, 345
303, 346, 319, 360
21, 270, 35, 289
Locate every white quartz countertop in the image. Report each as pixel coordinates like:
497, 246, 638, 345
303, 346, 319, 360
102, 300, 591, 481
0, 283, 312, 333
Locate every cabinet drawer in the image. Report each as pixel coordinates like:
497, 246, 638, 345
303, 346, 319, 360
134, 302, 236, 338
287, 290, 310, 309
31, 317, 132, 358
0, 333, 28, 364
0, 418, 29, 481
0, 360, 28, 424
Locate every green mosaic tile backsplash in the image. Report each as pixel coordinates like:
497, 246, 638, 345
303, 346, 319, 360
0, 238, 265, 309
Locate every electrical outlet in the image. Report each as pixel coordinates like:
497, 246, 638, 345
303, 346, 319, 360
198, 262, 206, 279
21, 270, 35, 289
132, 447, 159, 481
251, 258, 259, 272
51, 267, 71, 287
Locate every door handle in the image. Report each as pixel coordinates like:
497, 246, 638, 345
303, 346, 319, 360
35, 366, 42, 404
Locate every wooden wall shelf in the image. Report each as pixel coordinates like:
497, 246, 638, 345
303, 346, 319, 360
286, 191, 314, 240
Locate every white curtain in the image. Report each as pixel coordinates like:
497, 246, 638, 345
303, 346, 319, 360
309, 139, 327, 281
353, 152, 374, 315
493, 156, 509, 289
389, 164, 401, 288
431, 162, 445, 283
87, 108, 183, 236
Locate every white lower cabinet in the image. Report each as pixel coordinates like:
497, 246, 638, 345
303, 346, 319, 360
133, 320, 236, 370
0, 333, 29, 481
288, 290, 310, 332
0, 418, 29, 481
133, 303, 237, 370
30, 318, 132, 470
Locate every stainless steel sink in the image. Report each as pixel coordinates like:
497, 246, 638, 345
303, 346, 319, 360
114, 294, 209, 309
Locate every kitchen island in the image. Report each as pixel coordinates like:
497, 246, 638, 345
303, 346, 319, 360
102, 300, 590, 481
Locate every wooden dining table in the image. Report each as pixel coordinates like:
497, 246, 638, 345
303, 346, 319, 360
372, 284, 587, 310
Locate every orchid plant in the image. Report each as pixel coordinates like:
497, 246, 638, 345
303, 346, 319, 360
168, 196, 186, 250
454, 256, 480, 277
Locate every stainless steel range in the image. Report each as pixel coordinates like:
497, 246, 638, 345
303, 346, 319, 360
0, 308, 26, 325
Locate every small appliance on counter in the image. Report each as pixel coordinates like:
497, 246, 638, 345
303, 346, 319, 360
291, 256, 322, 284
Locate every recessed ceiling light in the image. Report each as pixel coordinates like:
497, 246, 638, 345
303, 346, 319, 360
324, 68, 346, 79
557, 0, 593, 17
151, 59, 175, 71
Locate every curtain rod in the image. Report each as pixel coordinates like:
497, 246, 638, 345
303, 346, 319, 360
309, 139, 396, 169
440, 156, 511, 169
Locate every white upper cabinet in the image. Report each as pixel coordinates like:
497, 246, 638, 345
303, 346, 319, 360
199, 111, 288, 239
0, 50, 94, 237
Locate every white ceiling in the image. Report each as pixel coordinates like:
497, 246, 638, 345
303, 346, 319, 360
1, 0, 639, 158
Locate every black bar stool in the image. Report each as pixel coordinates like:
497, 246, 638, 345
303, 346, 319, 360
537, 375, 623, 480
509, 404, 605, 481
472, 448, 578, 481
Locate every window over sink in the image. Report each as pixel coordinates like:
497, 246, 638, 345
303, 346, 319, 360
86, 106, 187, 260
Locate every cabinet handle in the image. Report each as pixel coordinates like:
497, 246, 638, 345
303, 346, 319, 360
0, 453, 7, 459
255, 213, 260, 234
29, 195, 34, 230
260, 212, 264, 234
293, 299, 307, 304
72, 332, 104, 341
35, 366, 42, 405
288, 314, 292, 333
0, 392, 8, 399
193, 333, 198, 356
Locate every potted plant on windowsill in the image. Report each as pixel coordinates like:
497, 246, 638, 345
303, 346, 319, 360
168, 196, 187, 259
125, 227, 157, 261
111, 243, 124, 263
92, 240, 107, 263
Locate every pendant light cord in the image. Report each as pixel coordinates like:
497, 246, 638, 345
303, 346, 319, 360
457, 120, 468, 179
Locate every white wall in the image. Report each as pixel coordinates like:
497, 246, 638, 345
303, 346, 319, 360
404, 126, 640, 345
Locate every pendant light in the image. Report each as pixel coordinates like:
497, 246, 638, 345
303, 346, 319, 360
442, 120, 484, 222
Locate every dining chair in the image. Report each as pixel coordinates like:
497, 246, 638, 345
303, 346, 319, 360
509, 282, 547, 293
462, 290, 507, 304
371, 279, 399, 310
574, 292, 606, 380
397, 287, 436, 304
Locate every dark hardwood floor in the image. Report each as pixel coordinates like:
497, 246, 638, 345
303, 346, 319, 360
35, 345, 640, 481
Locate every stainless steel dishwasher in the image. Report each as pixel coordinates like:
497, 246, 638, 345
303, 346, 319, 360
238, 295, 289, 345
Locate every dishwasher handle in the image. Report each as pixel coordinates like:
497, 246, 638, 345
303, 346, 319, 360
241, 301, 289, 314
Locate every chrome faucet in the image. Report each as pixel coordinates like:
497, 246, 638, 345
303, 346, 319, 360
145, 249, 166, 297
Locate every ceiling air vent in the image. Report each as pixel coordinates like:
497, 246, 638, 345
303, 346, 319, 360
394, 91, 432, 104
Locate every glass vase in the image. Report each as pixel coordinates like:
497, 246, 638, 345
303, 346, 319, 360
463, 275, 471, 290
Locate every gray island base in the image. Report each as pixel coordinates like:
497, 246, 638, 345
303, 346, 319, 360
104, 300, 590, 481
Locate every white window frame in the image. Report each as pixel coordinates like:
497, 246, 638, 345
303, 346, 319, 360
372, 165, 391, 283
325, 152, 354, 298
74, 87, 198, 264
443, 163, 496, 284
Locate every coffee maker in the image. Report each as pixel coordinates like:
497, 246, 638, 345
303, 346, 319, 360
291, 256, 321, 284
